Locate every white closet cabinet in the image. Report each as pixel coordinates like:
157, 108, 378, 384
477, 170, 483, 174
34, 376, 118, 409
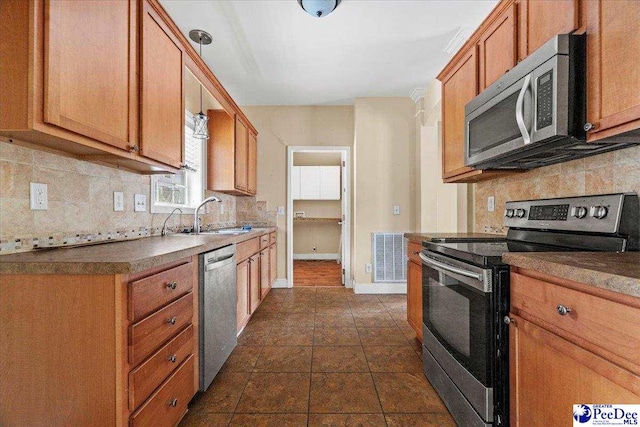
292, 166, 340, 200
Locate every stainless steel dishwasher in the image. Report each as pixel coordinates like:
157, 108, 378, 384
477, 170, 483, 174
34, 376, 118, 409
199, 244, 237, 391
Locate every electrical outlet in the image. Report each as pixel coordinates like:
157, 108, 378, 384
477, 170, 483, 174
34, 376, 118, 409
365, 263, 372, 274
393, 205, 400, 215
277, 206, 285, 216
488, 196, 495, 212
134, 194, 147, 212
113, 192, 124, 212
30, 182, 48, 210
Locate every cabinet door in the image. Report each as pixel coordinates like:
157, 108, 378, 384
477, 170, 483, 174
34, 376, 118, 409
260, 249, 270, 299
509, 315, 640, 427
236, 260, 250, 332
247, 133, 257, 195
292, 166, 301, 200
140, 2, 184, 168
519, 0, 578, 59
235, 118, 248, 192
407, 260, 423, 342
44, 0, 134, 151
300, 166, 321, 199
269, 244, 277, 285
585, 0, 640, 139
249, 256, 260, 314
442, 47, 478, 179
319, 166, 341, 200
478, 4, 516, 90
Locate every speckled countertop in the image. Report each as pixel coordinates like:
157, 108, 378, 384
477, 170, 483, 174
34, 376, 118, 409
503, 252, 640, 299
404, 232, 506, 244
0, 227, 276, 275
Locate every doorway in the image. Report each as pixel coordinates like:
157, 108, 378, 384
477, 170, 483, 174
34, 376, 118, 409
287, 147, 351, 288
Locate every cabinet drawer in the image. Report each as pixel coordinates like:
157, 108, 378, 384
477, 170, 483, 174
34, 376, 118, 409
407, 242, 423, 265
269, 232, 276, 245
130, 355, 195, 427
237, 237, 259, 262
259, 234, 270, 250
511, 272, 640, 369
129, 324, 194, 410
130, 293, 193, 366
129, 262, 194, 322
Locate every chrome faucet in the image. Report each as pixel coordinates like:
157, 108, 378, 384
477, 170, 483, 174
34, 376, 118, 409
193, 196, 222, 234
161, 208, 183, 236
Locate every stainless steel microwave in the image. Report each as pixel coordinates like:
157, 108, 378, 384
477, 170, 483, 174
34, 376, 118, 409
464, 34, 635, 170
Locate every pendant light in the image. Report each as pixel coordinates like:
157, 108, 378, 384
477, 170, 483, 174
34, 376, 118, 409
189, 29, 213, 140
298, 0, 341, 18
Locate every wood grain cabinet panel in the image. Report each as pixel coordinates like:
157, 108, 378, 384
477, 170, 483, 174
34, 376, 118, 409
407, 259, 423, 342
140, 2, 184, 168
236, 259, 251, 332
269, 243, 277, 285
518, 0, 579, 60
478, 3, 517, 90
248, 132, 258, 194
249, 255, 260, 314
260, 248, 270, 299
44, 0, 133, 150
235, 118, 249, 192
585, 0, 640, 140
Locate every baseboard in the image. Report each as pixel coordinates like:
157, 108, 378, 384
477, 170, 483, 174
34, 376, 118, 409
271, 278, 290, 288
293, 253, 340, 261
353, 282, 407, 294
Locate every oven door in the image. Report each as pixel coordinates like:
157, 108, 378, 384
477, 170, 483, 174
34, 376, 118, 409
420, 250, 494, 422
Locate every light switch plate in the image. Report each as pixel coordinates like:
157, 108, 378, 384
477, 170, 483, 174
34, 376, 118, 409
277, 206, 285, 216
113, 192, 124, 212
365, 263, 372, 274
488, 196, 495, 212
134, 194, 147, 212
393, 205, 400, 215
30, 182, 48, 210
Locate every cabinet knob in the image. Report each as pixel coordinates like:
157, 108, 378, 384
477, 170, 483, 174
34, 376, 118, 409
584, 122, 596, 132
169, 398, 178, 407
127, 145, 139, 153
503, 316, 515, 325
556, 304, 571, 316
167, 281, 177, 290
168, 354, 177, 363
168, 316, 177, 325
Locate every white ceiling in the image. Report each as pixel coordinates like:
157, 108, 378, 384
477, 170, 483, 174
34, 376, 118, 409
160, 0, 498, 106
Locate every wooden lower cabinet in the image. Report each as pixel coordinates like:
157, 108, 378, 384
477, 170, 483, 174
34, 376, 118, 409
508, 268, 640, 426
407, 260, 423, 342
236, 258, 251, 332
249, 255, 260, 313
0, 257, 198, 426
260, 248, 270, 299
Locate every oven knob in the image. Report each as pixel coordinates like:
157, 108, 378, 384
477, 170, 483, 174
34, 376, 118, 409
589, 205, 608, 219
515, 208, 526, 218
504, 209, 515, 218
571, 206, 588, 219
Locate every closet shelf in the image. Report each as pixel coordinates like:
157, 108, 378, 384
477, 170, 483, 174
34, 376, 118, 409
293, 217, 342, 222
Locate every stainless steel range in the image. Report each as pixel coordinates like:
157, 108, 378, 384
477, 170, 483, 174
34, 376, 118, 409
420, 193, 639, 426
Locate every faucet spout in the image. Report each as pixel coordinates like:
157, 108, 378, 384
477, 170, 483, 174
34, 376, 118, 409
162, 208, 183, 236
193, 196, 222, 234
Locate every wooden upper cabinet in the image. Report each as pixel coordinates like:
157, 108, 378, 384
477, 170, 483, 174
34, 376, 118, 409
517, 0, 579, 61
235, 118, 249, 192
140, 2, 184, 168
247, 132, 258, 195
478, 3, 517, 90
585, 0, 640, 140
44, 0, 134, 151
441, 47, 478, 179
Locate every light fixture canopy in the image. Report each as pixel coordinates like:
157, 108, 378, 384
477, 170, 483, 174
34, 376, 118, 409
297, 0, 341, 18
188, 29, 213, 140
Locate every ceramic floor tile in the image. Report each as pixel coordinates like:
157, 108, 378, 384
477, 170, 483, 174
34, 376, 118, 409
237, 325, 271, 346
190, 372, 251, 413
220, 346, 263, 373
357, 327, 409, 346
309, 373, 382, 414
235, 373, 310, 413
228, 414, 308, 427
308, 413, 387, 427
372, 372, 448, 413
363, 346, 424, 374
314, 313, 355, 328
178, 409, 232, 427
385, 413, 457, 426
254, 346, 312, 372
352, 312, 397, 328
265, 326, 314, 346
312, 346, 369, 372
313, 327, 361, 346
273, 312, 315, 326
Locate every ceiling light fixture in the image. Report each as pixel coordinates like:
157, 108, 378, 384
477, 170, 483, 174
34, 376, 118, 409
188, 29, 213, 140
297, 0, 341, 18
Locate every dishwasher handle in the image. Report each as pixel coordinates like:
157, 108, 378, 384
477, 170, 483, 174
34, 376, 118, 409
205, 254, 235, 271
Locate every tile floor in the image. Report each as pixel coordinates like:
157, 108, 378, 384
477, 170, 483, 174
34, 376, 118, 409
179, 287, 455, 427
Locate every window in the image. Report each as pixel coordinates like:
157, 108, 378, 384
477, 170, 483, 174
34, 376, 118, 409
151, 111, 205, 214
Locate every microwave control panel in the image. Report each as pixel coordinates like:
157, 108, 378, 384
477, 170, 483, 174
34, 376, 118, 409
536, 70, 554, 129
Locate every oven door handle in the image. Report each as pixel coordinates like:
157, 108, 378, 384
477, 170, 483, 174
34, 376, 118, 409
515, 74, 532, 145
419, 252, 483, 282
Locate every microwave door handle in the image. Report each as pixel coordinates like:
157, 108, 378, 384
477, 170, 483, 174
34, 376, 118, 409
418, 252, 483, 281
516, 74, 532, 145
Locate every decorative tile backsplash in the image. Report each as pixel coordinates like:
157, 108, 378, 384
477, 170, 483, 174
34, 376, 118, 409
474, 145, 640, 233
0, 138, 276, 254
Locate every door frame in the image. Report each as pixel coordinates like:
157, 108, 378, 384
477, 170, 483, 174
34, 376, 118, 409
287, 146, 352, 288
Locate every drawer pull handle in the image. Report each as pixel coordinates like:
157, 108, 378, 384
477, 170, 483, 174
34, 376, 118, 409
168, 316, 177, 325
168, 354, 177, 363
169, 398, 178, 407
556, 304, 571, 316
167, 281, 178, 290
503, 316, 515, 325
